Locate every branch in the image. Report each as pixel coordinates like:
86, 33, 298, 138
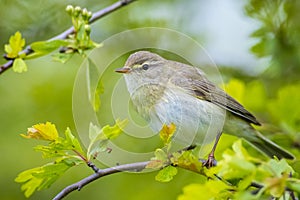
0, 0, 136, 75
52, 157, 298, 200
53, 161, 149, 200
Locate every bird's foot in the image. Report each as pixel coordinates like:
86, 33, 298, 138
202, 154, 217, 168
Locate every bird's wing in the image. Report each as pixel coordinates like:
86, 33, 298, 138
169, 62, 261, 125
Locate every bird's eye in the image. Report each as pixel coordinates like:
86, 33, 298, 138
142, 64, 149, 70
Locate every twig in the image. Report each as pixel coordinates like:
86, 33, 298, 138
0, 0, 137, 75
52, 161, 149, 200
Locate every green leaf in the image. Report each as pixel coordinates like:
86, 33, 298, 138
15, 157, 82, 198
178, 181, 233, 200
31, 40, 68, 53
265, 159, 294, 177
268, 84, 300, 132
264, 174, 288, 197
12, 58, 27, 73
64, 128, 84, 154
86, 58, 104, 112
4, 31, 25, 58
250, 40, 270, 57
102, 119, 127, 140
170, 151, 203, 173
76, 23, 86, 44
287, 181, 300, 193
52, 52, 73, 63
87, 120, 127, 160
92, 81, 104, 112
155, 166, 177, 182
146, 149, 168, 170
217, 140, 257, 179
29, 126, 84, 159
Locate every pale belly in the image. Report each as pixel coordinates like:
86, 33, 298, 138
144, 88, 226, 151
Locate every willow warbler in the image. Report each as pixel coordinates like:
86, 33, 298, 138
115, 51, 294, 167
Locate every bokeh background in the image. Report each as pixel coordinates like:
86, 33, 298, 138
0, 0, 299, 199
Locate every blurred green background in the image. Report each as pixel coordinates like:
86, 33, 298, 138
0, 0, 299, 199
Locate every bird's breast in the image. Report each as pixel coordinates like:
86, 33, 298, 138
130, 83, 167, 120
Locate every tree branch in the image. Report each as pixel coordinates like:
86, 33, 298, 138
53, 161, 149, 200
0, 0, 136, 75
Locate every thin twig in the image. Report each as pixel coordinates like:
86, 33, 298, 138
0, 0, 136, 75
52, 161, 149, 200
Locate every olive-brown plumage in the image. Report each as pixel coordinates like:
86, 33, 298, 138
116, 51, 294, 161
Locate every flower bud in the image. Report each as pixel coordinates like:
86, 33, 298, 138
65, 5, 74, 15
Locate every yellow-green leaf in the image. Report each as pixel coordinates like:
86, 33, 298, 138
171, 151, 203, 173
4, 31, 25, 58
264, 174, 288, 197
159, 123, 176, 145
15, 158, 81, 198
178, 181, 233, 200
155, 166, 177, 182
31, 40, 68, 53
102, 119, 127, 140
21, 122, 58, 141
12, 58, 27, 73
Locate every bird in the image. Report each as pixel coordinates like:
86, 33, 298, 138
115, 51, 294, 167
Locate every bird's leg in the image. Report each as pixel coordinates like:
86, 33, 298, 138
203, 132, 222, 168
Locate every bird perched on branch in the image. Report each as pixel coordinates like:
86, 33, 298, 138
116, 51, 294, 167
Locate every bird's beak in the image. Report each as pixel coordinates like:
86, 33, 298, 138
115, 67, 131, 74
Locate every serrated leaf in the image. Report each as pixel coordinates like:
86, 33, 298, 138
102, 119, 127, 140
87, 120, 127, 160
34, 144, 65, 158
88, 141, 109, 159
155, 166, 177, 182
15, 157, 82, 198
5, 31, 25, 58
64, 128, 84, 154
266, 159, 294, 177
159, 123, 176, 145
12, 58, 27, 73
21, 122, 58, 141
171, 150, 202, 173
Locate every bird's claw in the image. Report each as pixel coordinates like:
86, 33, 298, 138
202, 155, 217, 168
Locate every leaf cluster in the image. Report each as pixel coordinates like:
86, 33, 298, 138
15, 120, 125, 198
178, 140, 300, 200
245, 0, 300, 78
2, 5, 101, 73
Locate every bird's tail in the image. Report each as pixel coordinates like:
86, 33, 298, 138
243, 129, 294, 160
